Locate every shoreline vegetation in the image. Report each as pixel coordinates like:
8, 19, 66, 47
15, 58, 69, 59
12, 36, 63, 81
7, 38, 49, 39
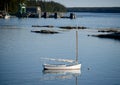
67, 7, 120, 13
0, 0, 120, 14
27, 1, 66, 12
0, 0, 66, 14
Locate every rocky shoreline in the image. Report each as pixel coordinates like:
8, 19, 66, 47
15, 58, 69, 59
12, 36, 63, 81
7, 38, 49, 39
32, 25, 87, 29
31, 25, 87, 34
32, 25, 54, 28
31, 25, 120, 40
91, 28, 120, 40
59, 26, 87, 29
31, 30, 59, 34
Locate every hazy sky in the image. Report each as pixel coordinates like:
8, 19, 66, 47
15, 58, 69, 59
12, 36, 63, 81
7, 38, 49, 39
51, 0, 120, 7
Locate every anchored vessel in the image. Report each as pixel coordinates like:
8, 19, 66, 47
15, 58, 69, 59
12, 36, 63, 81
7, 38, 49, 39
43, 28, 81, 70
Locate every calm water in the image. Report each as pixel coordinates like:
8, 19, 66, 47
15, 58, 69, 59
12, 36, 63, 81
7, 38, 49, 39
0, 13, 120, 85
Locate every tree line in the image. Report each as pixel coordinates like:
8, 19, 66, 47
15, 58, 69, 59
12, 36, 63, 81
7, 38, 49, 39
27, 1, 66, 12
67, 7, 120, 13
0, 0, 66, 14
0, 0, 26, 13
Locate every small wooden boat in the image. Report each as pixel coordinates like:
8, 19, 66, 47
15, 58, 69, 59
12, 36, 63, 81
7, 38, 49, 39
43, 27, 81, 70
43, 64, 81, 70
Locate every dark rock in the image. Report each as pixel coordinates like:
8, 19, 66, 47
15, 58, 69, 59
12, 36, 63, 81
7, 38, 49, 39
31, 30, 59, 34
98, 29, 118, 33
78, 26, 87, 29
32, 25, 54, 28
92, 32, 120, 40
59, 26, 87, 29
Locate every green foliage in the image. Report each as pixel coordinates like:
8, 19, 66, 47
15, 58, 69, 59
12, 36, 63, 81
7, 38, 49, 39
27, 1, 67, 12
0, 0, 26, 13
67, 7, 120, 13
0, 0, 66, 14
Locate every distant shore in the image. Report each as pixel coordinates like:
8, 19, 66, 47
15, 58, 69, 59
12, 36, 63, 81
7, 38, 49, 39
67, 7, 120, 13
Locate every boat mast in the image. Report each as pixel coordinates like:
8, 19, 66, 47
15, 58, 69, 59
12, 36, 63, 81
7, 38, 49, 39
76, 26, 78, 63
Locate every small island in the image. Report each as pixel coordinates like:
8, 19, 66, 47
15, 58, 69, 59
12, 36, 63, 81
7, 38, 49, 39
31, 30, 59, 34
91, 29, 120, 40
59, 26, 87, 29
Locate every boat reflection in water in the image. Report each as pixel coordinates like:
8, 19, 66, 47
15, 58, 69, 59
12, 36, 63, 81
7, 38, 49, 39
42, 69, 81, 80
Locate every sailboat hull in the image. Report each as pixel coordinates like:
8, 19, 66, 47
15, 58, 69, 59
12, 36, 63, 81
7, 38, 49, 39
43, 64, 81, 70
4, 16, 10, 19
42, 28, 81, 70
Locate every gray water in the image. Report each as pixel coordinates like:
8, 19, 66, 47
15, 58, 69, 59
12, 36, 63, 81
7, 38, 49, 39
0, 13, 120, 85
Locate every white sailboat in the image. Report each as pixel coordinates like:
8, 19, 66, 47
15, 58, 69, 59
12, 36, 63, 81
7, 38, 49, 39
43, 28, 81, 70
4, 3, 10, 19
4, 13, 10, 19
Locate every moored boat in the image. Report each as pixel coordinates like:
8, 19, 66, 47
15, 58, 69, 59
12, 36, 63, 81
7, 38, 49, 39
43, 64, 81, 70
4, 14, 10, 19
43, 26, 81, 70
